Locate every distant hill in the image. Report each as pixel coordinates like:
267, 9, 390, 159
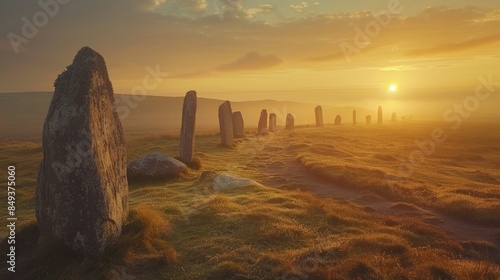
0, 92, 372, 138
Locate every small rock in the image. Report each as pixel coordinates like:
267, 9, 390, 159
212, 173, 262, 191
127, 152, 187, 180
197, 170, 218, 183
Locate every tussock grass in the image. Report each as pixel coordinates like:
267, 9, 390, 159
0, 207, 174, 280
294, 123, 500, 226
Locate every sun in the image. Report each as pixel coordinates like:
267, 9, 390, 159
389, 84, 397, 93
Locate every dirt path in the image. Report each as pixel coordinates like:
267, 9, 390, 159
238, 131, 500, 263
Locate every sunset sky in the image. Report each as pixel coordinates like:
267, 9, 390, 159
1, 0, 499, 117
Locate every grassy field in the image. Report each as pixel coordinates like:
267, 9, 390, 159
292, 122, 500, 226
1, 122, 499, 279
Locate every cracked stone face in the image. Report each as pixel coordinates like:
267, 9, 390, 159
36, 46, 128, 255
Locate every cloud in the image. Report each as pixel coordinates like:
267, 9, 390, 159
304, 52, 345, 62
172, 52, 283, 78
1, 1, 500, 92
171, 70, 217, 79
290, 2, 309, 13
138, 0, 167, 11
475, 9, 500, 22
247, 4, 274, 18
304, 45, 379, 63
406, 34, 500, 56
154, 0, 208, 17
215, 52, 283, 71
154, 0, 256, 20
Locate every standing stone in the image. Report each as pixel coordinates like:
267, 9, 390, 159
315, 106, 323, 127
391, 112, 397, 122
232, 111, 245, 138
366, 115, 372, 124
258, 109, 268, 135
180, 90, 197, 163
353, 110, 357, 125
285, 113, 295, 129
218, 101, 234, 147
269, 113, 277, 132
377, 106, 383, 125
335, 115, 342, 125
36, 47, 128, 255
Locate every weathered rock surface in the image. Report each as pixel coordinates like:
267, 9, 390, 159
180, 90, 197, 163
127, 152, 187, 180
378, 106, 383, 125
212, 173, 262, 191
315, 106, 323, 127
285, 113, 295, 129
366, 115, 372, 124
36, 46, 128, 255
269, 113, 277, 132
258, 109, 268, 135
353, 110, 357, 125
197, 170, 218, 184
335, 115, 342, 125
391, 112, 397, 122
232, 111, 245, 138
218, 101, 234, 147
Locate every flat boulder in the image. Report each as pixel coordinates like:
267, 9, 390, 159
127, 152, 187, 180
212, 173, 262, 191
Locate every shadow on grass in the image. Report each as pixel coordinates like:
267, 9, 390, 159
0, 208, 175, 280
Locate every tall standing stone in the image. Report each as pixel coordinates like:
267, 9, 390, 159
232, 111, 245, 138
366, 115, 372, 124
391, 112, 397, 122
36, 47, 128, 255
353, 110, 357, 125
377, 106, 383, 125
315, 106, 323, 127
180, 91, 197, 163
258, 109, 268, 135
269, 113, 277, 132
218, 101, 234, 147
285, 113, 295, 129
335, 115, 342, 125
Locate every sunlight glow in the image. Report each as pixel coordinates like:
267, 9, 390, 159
389, 84, 398, 93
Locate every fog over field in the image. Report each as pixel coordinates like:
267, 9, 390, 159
1, 90, 498, 139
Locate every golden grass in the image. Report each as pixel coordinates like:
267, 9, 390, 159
292, 122, 500, 226
1, 124, 499, 279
